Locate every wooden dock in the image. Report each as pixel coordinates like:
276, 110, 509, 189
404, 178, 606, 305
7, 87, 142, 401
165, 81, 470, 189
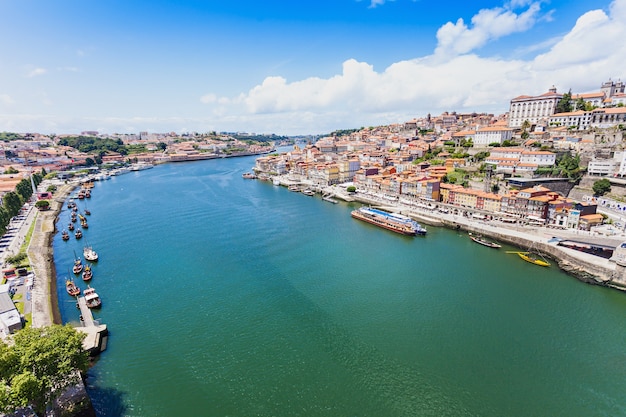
75, 296, 108, 356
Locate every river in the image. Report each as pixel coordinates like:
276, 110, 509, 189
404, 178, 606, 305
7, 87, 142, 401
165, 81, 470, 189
53, 154, 626, 416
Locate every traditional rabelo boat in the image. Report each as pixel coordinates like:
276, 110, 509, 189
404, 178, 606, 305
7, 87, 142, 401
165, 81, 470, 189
507, 251, 550, 266
72, 257, 83, 274
83, 286, 101, 309
468, 232, 501, 249
74, 229, 83, 239
66, 279, 80, 296
68, 222, 75, 231
516, 252, 551, 267
61, 230, 70, 241
82, 265, 93, 281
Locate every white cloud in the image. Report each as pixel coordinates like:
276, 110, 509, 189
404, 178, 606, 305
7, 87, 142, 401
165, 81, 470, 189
26, 68, 47, 78
195, 0, 626, 135
368, 0, 389, 8
0, 94, 14, 106
434, 2, 543, 58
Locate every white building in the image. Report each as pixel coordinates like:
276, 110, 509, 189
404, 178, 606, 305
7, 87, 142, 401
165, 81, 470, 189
549, 110, 592, 130
587, 159, 618, 176
0, 292, 21, 335
508, 86, 562, 128
474, 126, 513, 146
519, 150, 557, 166
589, 107, 626, 129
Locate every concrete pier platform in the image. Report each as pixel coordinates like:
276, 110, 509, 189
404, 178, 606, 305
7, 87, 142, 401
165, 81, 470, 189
76, 296, 108, 356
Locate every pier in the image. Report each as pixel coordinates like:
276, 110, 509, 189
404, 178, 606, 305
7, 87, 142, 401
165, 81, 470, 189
75, 296, 108, 356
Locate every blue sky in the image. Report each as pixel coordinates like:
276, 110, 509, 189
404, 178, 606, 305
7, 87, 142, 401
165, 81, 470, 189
0, 0, 623, 135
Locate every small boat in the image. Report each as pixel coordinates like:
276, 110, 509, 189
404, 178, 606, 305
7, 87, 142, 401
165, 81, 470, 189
301, 188, 315, 196
75, 229, 83, 239
85, 189, 91, 198
78, 214, 85, 222
82, 265, 93, 281
507, 251, 551, 267
61, 230, 70, 241
84, 208, 91, 215
517, 252, 551, 267
468, 233, 501, 249
83, 245, 98, 262
68, 222, 75, 231
72, 258, 83, 274
66, 279, 80, 296
288, 184, 301, 192
81, 219, 88, 229
77, 190, 85, 199
83, 286, 101, 309
242, 172, 257, 179
272, 178, 280, 186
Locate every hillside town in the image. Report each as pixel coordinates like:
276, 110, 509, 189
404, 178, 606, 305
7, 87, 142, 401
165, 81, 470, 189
0, 80, 625, 234
252, 79, 626, 232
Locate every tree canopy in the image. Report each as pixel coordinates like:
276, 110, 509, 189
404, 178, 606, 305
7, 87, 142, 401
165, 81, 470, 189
555, 90, 573, 113
0, 325, 89, 415
592, 178, 611, 196
57, 136, 128, 156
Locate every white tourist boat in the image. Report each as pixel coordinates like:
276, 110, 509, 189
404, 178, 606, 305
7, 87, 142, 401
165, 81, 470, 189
83, 245, 99, 262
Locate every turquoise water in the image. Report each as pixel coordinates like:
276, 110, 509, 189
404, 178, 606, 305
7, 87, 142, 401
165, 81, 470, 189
53, 155, 626, 416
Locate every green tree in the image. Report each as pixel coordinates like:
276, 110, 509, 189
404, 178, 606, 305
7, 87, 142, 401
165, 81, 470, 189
34, 200, 50, 210
592, 178, 611, 196
15, 179, 32, 202
0, 325, 88, 415
0, 207, 9, 235
555, 89, 572, 113
575, 97, 586, 111
3, 192, 22, 218
346, 185, 356, 193
4, 166, 18, 174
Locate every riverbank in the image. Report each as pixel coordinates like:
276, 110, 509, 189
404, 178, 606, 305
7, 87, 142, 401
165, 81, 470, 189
315, 184, 626, 291
27, 183, 77, 327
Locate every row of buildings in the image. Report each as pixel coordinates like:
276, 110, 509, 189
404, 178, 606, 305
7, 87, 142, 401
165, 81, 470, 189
254, 137, 601, 231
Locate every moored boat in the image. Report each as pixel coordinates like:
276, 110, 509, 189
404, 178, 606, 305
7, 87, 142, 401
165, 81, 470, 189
351, 206, 427, 236
301, 188, 315, 196
75, 229, 83, 239
468, 232, 501, 248
82, 265, 93, 281
83, 286, 101, 309
68, 222, 75, 231
517, 252, 551, 267
66, 279, 80, 296
84, 245, 98, 262
72, 258, 83, 274
61, 230, 70, 241
242, 172, 257, 179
